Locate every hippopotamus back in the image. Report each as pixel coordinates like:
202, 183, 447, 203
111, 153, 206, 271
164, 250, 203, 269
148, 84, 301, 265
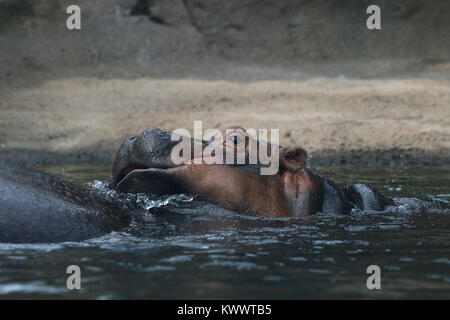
0, 162, 131, 243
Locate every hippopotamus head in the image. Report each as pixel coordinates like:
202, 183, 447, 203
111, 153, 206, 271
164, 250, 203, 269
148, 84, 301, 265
112, 127, 311, 217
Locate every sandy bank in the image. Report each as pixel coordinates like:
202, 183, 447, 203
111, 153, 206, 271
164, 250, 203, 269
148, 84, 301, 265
1, 76, 449, 166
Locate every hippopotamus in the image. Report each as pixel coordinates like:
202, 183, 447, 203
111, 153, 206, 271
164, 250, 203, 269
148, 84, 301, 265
0, 162, 137, 243
112, 127, 395, 217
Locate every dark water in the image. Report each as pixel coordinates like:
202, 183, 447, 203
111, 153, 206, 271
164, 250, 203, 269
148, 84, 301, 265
0, 164, 449, 299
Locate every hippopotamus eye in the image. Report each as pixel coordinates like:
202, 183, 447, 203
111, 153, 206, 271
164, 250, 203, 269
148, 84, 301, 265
228, 134, 244, 146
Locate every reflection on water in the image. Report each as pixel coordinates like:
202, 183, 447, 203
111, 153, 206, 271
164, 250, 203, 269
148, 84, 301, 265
0, 164, 448, 299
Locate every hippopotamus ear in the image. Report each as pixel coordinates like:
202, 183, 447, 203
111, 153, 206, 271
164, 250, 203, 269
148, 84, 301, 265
279, 148, 308, 171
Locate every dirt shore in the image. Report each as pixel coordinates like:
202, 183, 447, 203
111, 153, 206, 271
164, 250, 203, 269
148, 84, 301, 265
1, 76, 449, 166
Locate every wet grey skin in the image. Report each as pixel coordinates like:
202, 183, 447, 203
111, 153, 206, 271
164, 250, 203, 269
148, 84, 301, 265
0, 162, 136, 243
112, 128, 180, 187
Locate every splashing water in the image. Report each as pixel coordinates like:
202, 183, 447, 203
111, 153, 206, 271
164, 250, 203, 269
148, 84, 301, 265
89, 179, 195, 211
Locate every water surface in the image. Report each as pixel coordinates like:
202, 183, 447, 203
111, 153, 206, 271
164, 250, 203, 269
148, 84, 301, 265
0, 164, 448, 299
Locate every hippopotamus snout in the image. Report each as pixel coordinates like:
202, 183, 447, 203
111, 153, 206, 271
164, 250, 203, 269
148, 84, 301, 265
112, 128, 180, 187
112, 128, 207, 189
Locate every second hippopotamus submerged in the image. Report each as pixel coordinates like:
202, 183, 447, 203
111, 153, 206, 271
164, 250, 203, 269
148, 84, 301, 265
112, 127, 394, 217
